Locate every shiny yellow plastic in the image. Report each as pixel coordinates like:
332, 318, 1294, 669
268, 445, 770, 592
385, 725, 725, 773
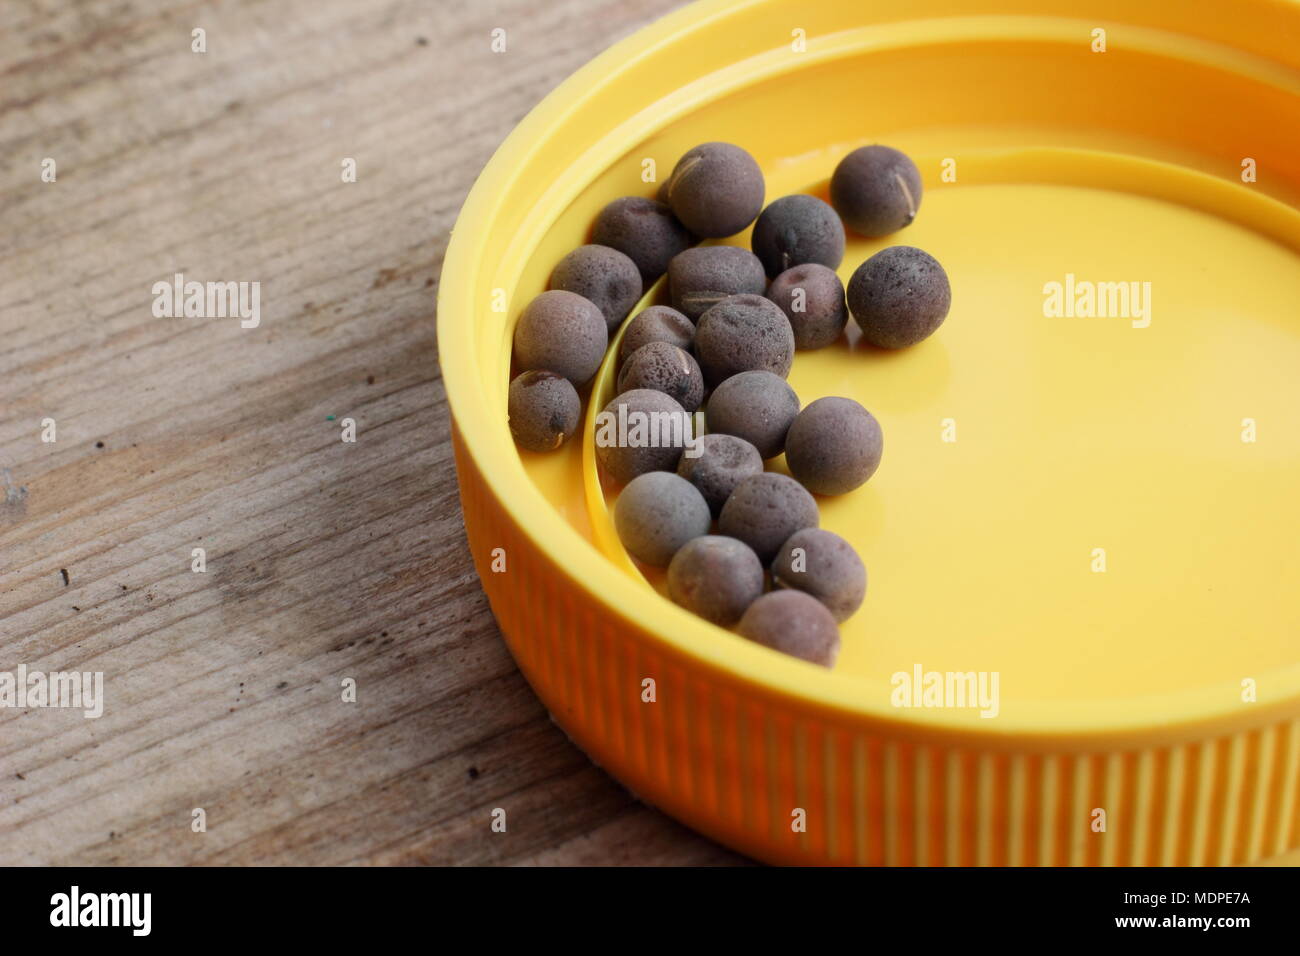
439, 0, 1300, 864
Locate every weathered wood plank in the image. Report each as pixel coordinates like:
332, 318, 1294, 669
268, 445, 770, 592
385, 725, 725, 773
0, 0, 746, 866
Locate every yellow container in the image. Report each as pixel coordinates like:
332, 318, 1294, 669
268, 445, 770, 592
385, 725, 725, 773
438, 0, 1300, 865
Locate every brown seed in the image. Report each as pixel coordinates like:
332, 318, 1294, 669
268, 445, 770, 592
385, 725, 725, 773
705, 370, 799, 459
618, 305, 695, 362
614, 471, 711, 567
677, 432, 763, 517
785, 396, 883, 495
771, 528, 867, 622
667, 535, 764, 626
665, 142, 765, 238
617, 342, 704, 412
694, 294, 795, 387
512, 289, 608, 386
829, 144, 923, 237
766, 263, 848, 350
718, 472, 819, 563
549, 244, 643, 333
594, 388, 691, 485
667, 246, 766, 321
591, 197, 694, 285
750, 194, 845, 276
846, 245, 951, 349
737, 590, 841, 667
507, 370, 581, 452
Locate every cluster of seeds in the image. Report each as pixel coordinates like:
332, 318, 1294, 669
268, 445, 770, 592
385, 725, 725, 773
507, 140, 951, 668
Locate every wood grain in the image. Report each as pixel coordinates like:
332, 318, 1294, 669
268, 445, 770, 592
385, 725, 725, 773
0, 0, 748, 866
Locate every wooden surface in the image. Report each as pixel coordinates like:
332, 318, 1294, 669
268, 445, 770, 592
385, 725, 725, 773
0, 0, 748, 866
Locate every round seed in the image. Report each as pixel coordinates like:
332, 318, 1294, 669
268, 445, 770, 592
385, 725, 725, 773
591, 197, 694, 286
705, 370, 799, 459
829, 144, 923, 237
614, 471, 711, 567
784, 396, 883, 495
676, 432, 763, 517
667, 535, 764, 626
718, 472, 818, 563
549, 244, 643, 333
617, 342, 704, 412
594, 388, 691, 485
766, 262, 848, 350
667, 246, 766, 321
693, 294, 795, 387
846, 245, 951, 349
771, 528, 867, 622
737, 590, 841, 667
512, 289, 608, 386
618, 305, 695, 363
507, 370, 581, 453
750, 194, 845, 276
664, 142, 765, 238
